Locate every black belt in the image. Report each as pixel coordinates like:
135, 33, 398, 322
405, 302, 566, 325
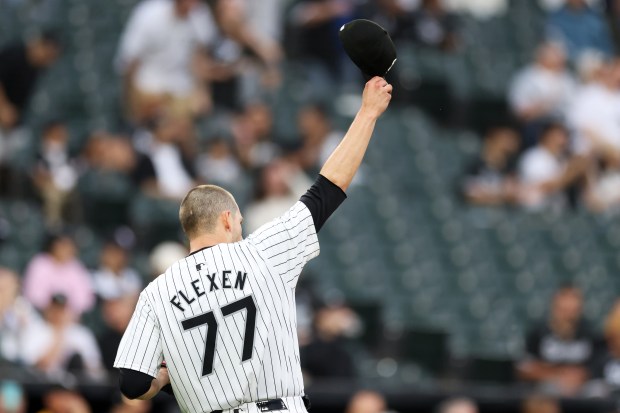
211, 396, 311, 413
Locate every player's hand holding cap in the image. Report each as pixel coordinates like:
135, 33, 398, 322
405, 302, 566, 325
338, 19, 397, 78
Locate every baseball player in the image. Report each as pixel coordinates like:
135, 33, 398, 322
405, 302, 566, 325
113, 76, 392, 413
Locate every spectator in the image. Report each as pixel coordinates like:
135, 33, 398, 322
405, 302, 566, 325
91, 242, 142, 300
78, 133, 137, 231
244, 158, 312, 233
436, 397, 479, 413
195, 137, 243, 187
547, 0, 613, 61
461, 126, 521, 206
0, 268, 42, 365
197, 0, 283, 110
587, 299, 620, 394
584, 155, 620, 213
32, 120, 79, 228
42, 389, 91, 413
231, 102, 280, 169
521, 394, 561, 413
300, 305, 360, 379
345, 390, 387, 413
518, 123, 587, 211
116, 0, 217, 123
411, 0, 459, 51
133, 114, 198, 200
0, 31, 60, 131
567, 58, 620, 159
295, 103, 343, 174
98, 295, 137, 370
289, 0, 355, 81
509, 42, 575, 146
518, 285, 595, 396
149, 241, 188, 277
22, 233, 95, 318
20, 294, 103, 380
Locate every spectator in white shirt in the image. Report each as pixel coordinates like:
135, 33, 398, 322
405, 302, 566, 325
567, 58, 620, 159
21, 294, 103, 380
518, 123, 588, 211
509, 42, 576, 146
244, 158, 312, 233
92, 242, 142, 300
116, 0, 217, 123
132, 114, 198, 200
0, 268, 42, 365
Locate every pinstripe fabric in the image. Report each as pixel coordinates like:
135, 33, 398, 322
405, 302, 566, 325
114, 202, 318, 412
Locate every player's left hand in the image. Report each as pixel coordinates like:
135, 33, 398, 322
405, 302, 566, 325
360, 76, 393, 120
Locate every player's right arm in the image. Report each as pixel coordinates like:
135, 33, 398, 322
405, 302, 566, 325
114, 291, 167, 400
319, 76, 392, 192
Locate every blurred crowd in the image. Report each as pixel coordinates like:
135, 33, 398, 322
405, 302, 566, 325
461, 0, 620, 213
2, 0, 620, 412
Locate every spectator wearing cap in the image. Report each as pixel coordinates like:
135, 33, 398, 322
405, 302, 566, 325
546, 0, 613, 61
20, 293, 103, 380
518, 285, 596, 396
517, 123, 588, 211
23, 234, 95, 319
91, 242, 142, 301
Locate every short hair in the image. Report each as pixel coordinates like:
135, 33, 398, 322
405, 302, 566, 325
179, 185, 238, 239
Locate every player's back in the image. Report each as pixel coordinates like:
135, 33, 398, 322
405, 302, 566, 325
115, 201, 319, 413
145, 239, 305, 412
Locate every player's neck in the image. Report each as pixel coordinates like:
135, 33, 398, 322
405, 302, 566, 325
189, 233, 230, 254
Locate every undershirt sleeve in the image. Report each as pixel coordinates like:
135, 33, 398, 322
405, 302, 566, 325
119, 368, 153, 399
119, 368, 174, 399
299, 174, 347, 233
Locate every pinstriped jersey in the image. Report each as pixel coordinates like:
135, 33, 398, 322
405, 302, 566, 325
114, 201, 319, 413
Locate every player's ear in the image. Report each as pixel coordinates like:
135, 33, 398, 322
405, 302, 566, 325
222, 210, 233, 232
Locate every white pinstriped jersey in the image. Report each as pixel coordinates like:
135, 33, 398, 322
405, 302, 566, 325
114, 201, 318, 413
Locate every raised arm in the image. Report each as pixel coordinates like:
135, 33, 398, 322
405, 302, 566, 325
320, 76, 392, 192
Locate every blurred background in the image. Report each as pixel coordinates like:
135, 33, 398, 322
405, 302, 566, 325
2, 0, 620, 412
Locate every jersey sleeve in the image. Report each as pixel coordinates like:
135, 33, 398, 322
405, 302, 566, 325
247, 201, 319, 285
114, 290, 163, 377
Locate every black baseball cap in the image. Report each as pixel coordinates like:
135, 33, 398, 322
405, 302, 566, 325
338, 19, 397, 79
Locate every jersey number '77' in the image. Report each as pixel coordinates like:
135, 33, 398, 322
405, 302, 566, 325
181, 295, 258, 376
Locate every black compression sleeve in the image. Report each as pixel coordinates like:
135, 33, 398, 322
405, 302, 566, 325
119, 368, 154, 399
299, 174, 347, 232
